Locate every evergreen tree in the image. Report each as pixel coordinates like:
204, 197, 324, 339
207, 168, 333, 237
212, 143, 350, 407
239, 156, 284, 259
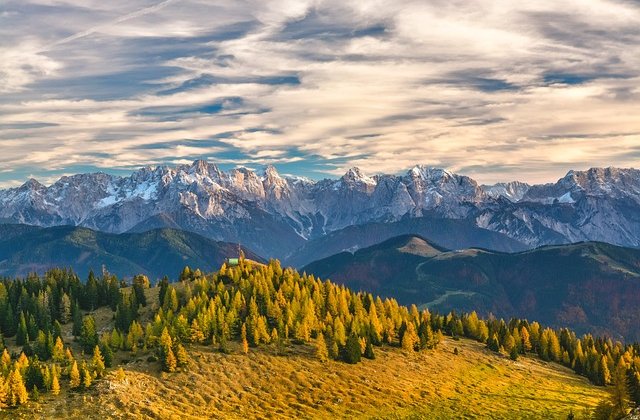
342, 334, 362, 364
31, 386, 39, 402
132, 275, 149, 307
509, 345, 519, 361
84, 270, 99, 310
16, 312, 28, 346
59, 293, 72, 324
364, 340, 375, 360
72, 302, 83, 337
80, 316, 98, 353
99, 342, 114, 368
158, 276, 169, 307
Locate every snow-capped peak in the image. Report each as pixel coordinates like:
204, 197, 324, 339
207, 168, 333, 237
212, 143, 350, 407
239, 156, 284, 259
482, 181, 530, 202
341, 167, 377, 186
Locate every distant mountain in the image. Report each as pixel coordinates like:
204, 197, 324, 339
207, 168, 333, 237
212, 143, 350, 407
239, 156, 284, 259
285, 216, 527, 267
303, 235, 640, 341
0, 161, 639, 258
0, 225, 261, 280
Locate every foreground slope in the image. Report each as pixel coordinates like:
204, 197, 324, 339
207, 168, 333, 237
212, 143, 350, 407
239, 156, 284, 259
0, 260, 626, 419
4, 337, 607, 419
303, 235, 640, 340
0, 225, 260, 279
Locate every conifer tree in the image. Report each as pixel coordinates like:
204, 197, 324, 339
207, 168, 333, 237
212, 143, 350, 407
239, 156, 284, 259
175, 344, 189, 368
99, 342, 114, 368
72, 303, 83, 337
59, 293, 72, 324
80, 315, 98, 353
132, 275, 149, 307
509, 345, 519, 361
316, 333, 329, 362
82, 367, 92, 389
16, 312, 28, 346
401, 322, 419, 352
599, 355, 611, 386
0, 376, 7, 409
51, 366, 60, 396
7, 368, 28, 406
342, 334, 362, 364
189, 319, 205, 344
611, 360, 630, 416
364, 340, 375, 360
164, 348, 177, 373
69, 361, 81, 389
92, 345, 106, 378
0, 349, 11, 375
241, 323, 249, 354
520, 326, 532, 352
158, 276, 169, 307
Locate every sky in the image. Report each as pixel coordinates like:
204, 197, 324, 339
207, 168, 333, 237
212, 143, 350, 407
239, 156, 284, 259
0, 0, 639, 187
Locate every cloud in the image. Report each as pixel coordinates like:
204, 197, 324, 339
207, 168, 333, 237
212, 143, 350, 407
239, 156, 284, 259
0, 0, 639, 187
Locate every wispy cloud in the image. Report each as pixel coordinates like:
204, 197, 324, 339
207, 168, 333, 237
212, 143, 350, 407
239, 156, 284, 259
0, 0, 639, 187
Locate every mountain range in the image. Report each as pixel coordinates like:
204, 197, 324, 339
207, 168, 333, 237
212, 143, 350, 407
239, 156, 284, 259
303, 235, 640, 341
1, 161, 639, 263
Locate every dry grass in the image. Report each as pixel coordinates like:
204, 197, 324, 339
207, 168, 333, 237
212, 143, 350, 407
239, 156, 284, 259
3, 336, 608, 419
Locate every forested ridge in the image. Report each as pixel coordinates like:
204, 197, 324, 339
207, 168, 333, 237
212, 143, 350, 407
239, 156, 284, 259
0, 256, 637, 418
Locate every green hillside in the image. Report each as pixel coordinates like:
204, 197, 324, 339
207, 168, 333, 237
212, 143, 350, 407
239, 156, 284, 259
0, 225, 260, 280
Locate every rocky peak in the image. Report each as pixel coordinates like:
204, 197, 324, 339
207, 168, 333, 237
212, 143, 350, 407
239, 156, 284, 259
341, 167, 376, 186
409, 165, 452, 181
482, 181, 530, 202
19, 178, 45, 192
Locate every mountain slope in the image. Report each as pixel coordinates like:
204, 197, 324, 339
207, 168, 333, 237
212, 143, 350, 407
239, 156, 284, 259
303, 236, 640, 340
0, 160, 639, 258
0, 225, 261, 280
